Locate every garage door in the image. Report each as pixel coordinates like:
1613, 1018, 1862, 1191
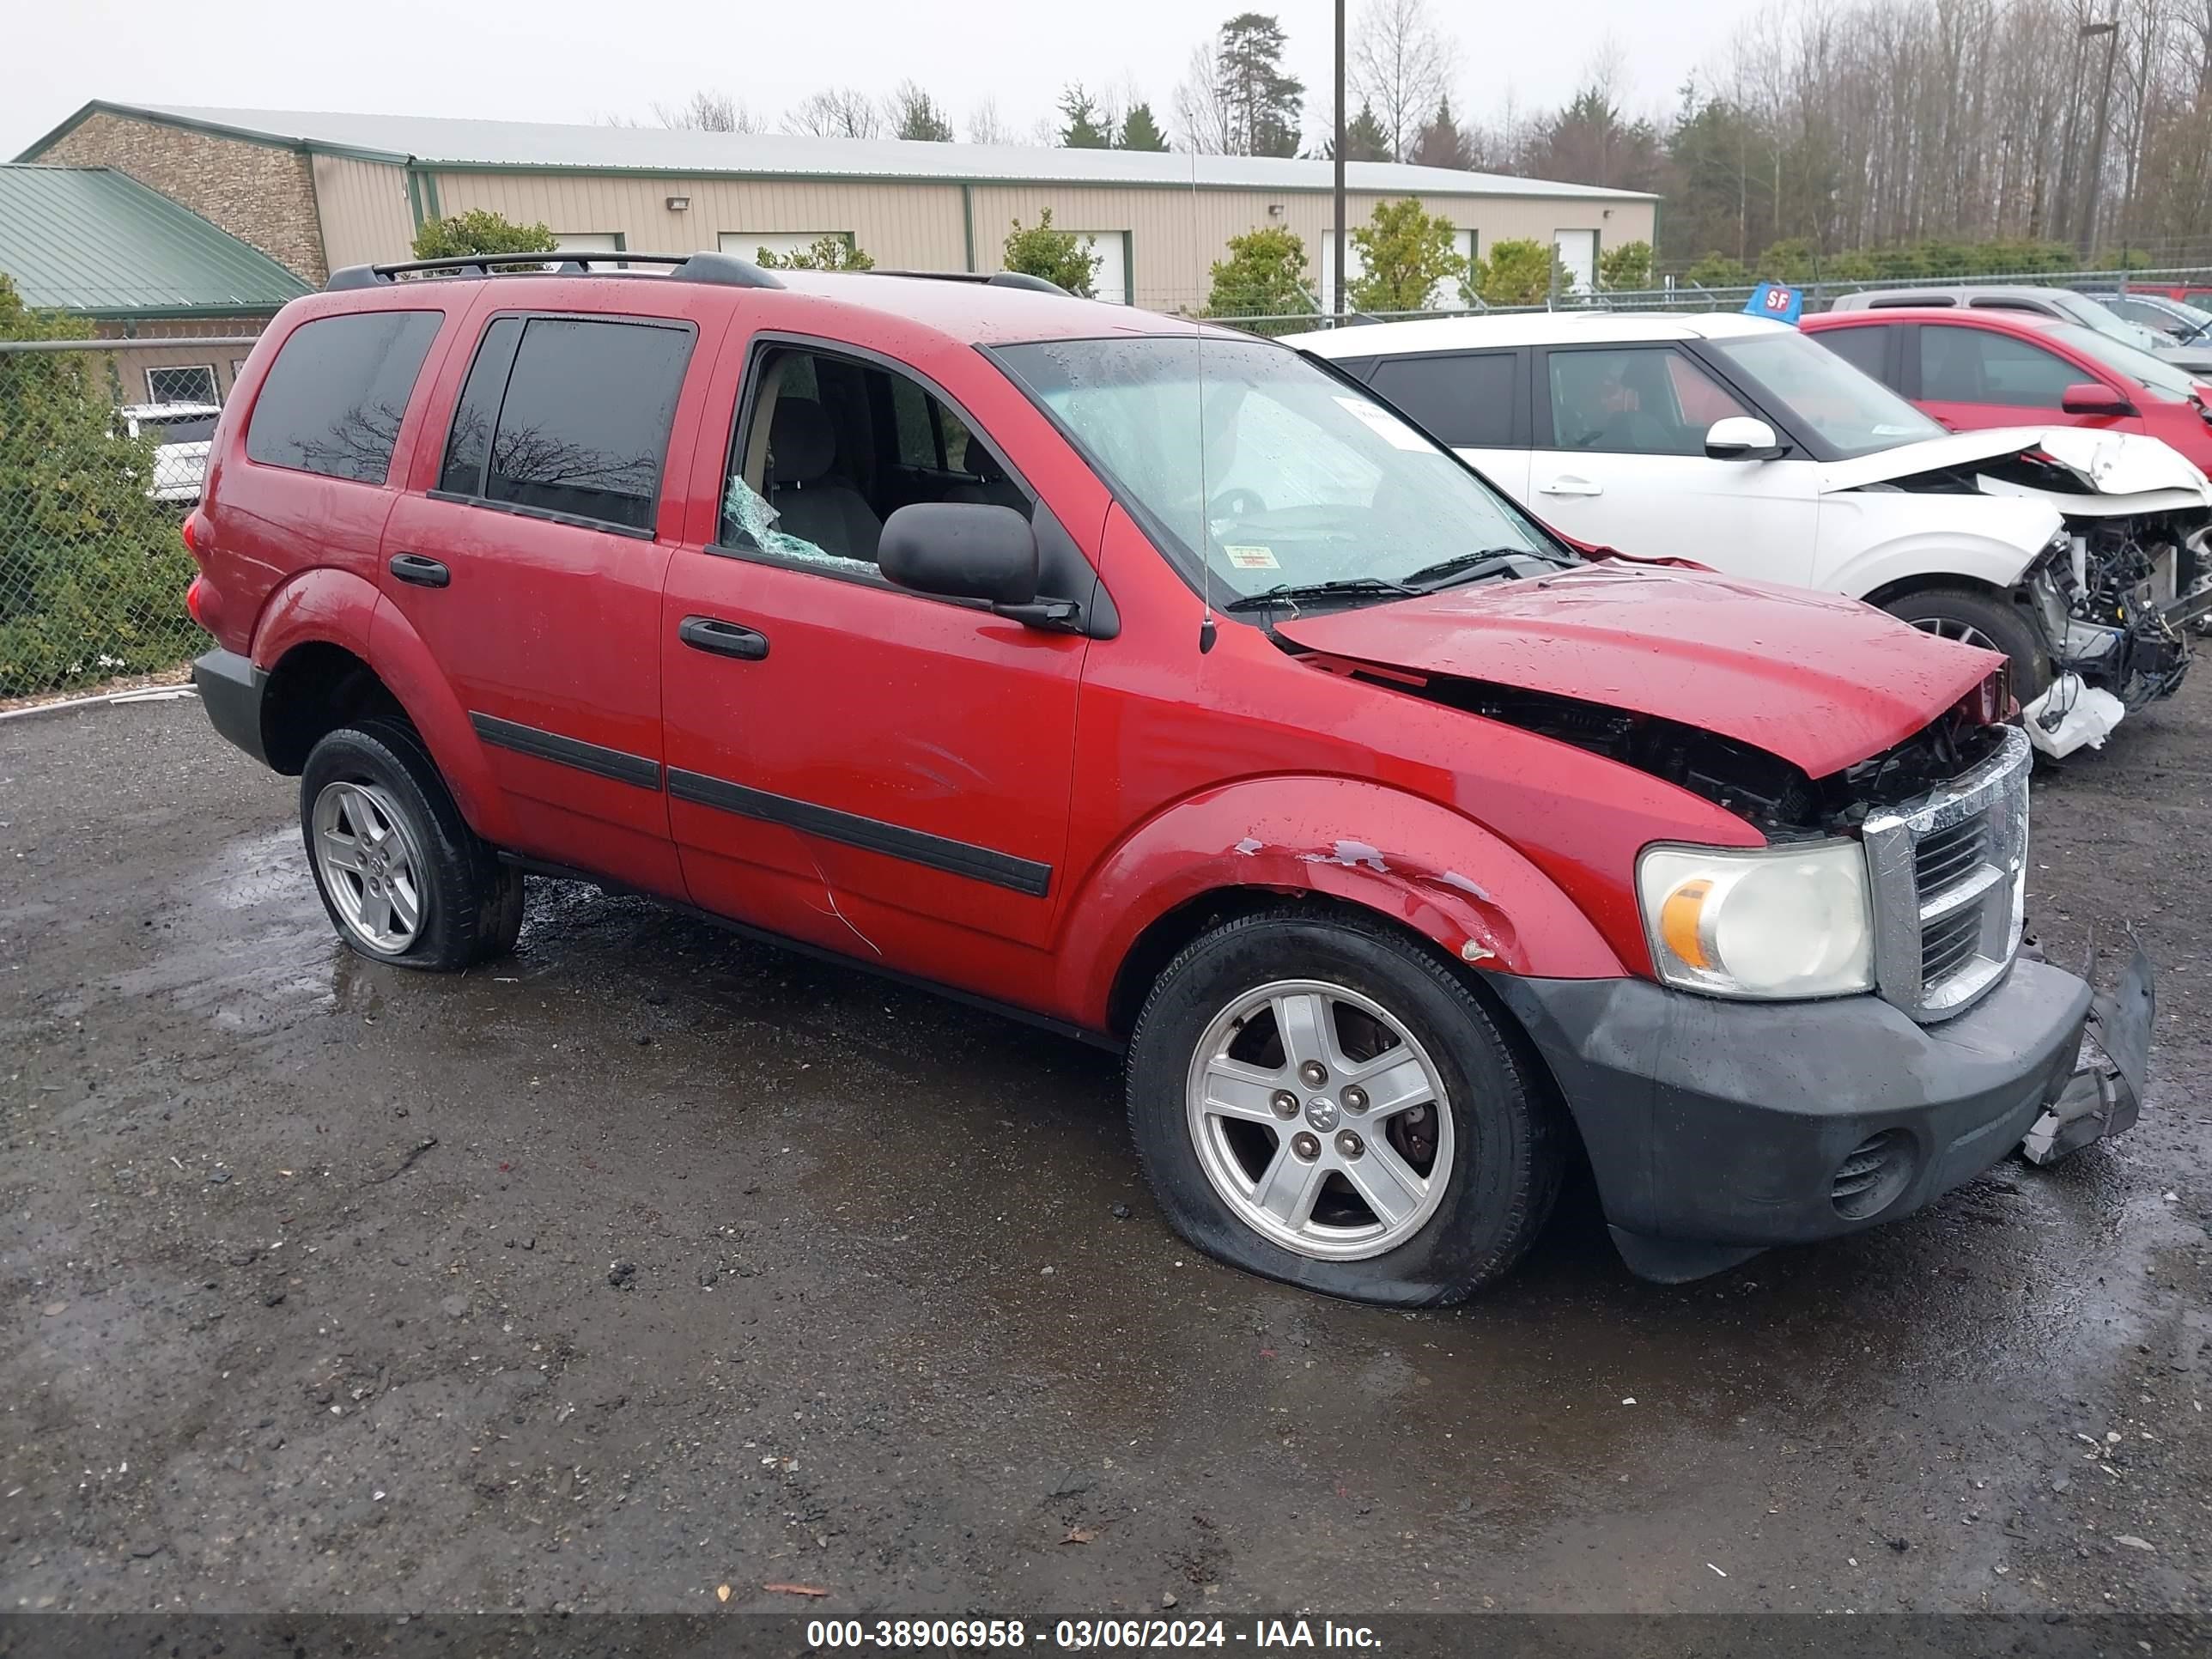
1069, 233, 1129, 303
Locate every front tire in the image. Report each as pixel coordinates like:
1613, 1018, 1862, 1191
1126, 910, 1561, 1306
1878, 586, 2052, 702
300, 719, 523, 971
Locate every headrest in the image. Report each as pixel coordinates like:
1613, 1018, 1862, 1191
769, 398, 835, 483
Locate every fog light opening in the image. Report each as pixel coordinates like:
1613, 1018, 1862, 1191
1831, 1128, 1916, 1221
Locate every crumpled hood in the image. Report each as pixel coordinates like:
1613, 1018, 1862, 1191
1820, 424, 2212, 501
1275, 562, 1998, 779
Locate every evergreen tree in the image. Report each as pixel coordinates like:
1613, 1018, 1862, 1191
1116, 102, 1170, 151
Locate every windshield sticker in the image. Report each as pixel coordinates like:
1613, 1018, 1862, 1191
1334, 397, 1431, 451
1224, 544, 1279, 570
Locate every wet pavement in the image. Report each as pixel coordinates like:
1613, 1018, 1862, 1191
1, 685, 2208, 1618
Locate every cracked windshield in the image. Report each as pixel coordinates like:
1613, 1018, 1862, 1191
995, 336, 1564, 604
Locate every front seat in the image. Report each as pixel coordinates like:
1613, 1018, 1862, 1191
948, 444, 1027, 512
768, 398, 882, 561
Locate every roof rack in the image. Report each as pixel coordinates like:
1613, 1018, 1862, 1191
324, 251, 785, 292
866, 269, 1074, 297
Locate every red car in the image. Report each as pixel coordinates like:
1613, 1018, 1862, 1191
183, 252, 2140, 1302
1803, 305, 2212, 471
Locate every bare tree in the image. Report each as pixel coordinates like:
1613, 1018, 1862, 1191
1350, 0, 1458, 161
653, 90, 760, 133
1175, 39, 1233, 153
783, 88, 884, 140
966, 98, 1013, 145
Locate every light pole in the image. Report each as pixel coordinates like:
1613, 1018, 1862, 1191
1333, 0, 1346, 320
2076, 18, 2120, 258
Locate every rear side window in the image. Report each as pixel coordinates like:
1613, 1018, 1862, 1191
1814, 323, 1893, 386
1367, 352, 1516, 447
246, 310, 444, 484
436, 315, 692, 533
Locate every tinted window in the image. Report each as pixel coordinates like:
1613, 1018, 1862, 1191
1813, 323, 1893, 386
1367, 352, 1515, 447
1917, 326, 2081, 408
247, 311, 444, 484
437, 317, 524, 495
479, 318, 692, 532
1542, 346, 1751, 455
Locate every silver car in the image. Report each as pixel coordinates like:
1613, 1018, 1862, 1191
117, 401, 221, 503
1825, 283, 2212, 376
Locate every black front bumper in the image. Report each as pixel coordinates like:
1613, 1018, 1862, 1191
1489, 959, 2101, 1280
191, 647, 268, 766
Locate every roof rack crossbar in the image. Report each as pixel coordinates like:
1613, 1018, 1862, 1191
325, 251, 784, 292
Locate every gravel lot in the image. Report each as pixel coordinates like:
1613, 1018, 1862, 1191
2, 683, 2208, 1622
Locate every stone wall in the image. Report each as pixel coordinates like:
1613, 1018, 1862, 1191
34, 111, 327, 283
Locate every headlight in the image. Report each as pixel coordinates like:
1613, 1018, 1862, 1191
1637, 842, 1874, 1000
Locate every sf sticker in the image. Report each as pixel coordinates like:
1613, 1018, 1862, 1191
1224, 544, 1280, 570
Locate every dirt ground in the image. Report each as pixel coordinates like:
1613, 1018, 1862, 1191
2, 680, 2208, 1623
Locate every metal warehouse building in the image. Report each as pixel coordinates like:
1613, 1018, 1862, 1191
19, 101, 1657, 311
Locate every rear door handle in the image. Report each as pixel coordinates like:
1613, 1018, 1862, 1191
679, 615, 770, 661
389, 552, 450, 588
1538, 477, 1603, 497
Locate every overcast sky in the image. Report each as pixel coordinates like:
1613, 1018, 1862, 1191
8, 0, 1765, 160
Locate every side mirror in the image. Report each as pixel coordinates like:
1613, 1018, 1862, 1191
2060, 381, 2133, 417
1705, 416, 1784, 460
878, 502, 1038, 607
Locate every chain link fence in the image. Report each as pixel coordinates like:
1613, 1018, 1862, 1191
1, 328, 264, 702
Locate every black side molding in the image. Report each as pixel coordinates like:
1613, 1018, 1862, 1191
666, 768, 1052, 897
469, 713, 661, 791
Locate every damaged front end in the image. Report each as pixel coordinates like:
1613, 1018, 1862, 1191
2021, 942, 2154, 1165
1920, 444, 2209, 755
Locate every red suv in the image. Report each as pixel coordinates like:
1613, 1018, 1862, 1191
1803, 305, 2212, 471
184, 252, 2143, 1303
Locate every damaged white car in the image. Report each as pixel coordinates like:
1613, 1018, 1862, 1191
1291, 312, 2211, 757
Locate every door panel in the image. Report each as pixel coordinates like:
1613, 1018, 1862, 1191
1529, 344, 1820, 585
660, 553, 1085, 963
378, 307, 703, 895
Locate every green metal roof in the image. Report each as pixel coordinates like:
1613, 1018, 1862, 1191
0, 164, 312, 318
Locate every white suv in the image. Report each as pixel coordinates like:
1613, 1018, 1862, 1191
1288, 312, 2209, 752
117, 401, 222, 503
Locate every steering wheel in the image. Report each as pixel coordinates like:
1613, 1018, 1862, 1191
1207, 485, 1267, 520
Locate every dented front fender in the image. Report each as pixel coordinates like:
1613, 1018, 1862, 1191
1054, 775, 1627, 1029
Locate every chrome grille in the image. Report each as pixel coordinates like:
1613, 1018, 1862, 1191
1861, 724, 2032, 1022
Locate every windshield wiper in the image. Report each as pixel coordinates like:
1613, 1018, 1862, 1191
1398, 548, 1552, 589
1220, 577, 1419, 613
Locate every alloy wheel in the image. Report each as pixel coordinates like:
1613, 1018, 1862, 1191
1184, 979, 1455, 1261
311, 779, 428, 954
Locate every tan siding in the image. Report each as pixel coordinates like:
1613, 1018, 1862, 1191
428, 172, 970, 268
313, 155, 416, 269
421, 168, 1652, 311
86, 314, 278, 404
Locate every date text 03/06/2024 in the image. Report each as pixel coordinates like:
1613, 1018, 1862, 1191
804, 1618, 1383, 1650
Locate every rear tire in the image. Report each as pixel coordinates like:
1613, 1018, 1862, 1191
300, 718, 523, 971
1126, 909, 1561, 1306
1878, 586, 2051, 702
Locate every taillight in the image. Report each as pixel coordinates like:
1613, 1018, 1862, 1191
185, 575, 209, 630
181, 511, 204, 558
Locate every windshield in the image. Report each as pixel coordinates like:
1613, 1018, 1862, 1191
2052, 293, 2171, 354
2045, 322, 2205, 400
992, 336, 1564, 602
1703, 328, 1944, 458
142, 414, 217, 444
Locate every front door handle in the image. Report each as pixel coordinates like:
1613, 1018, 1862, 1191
1538, 477, 1603, 497
679, 615, 770, 661
389, 552, 451, 588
